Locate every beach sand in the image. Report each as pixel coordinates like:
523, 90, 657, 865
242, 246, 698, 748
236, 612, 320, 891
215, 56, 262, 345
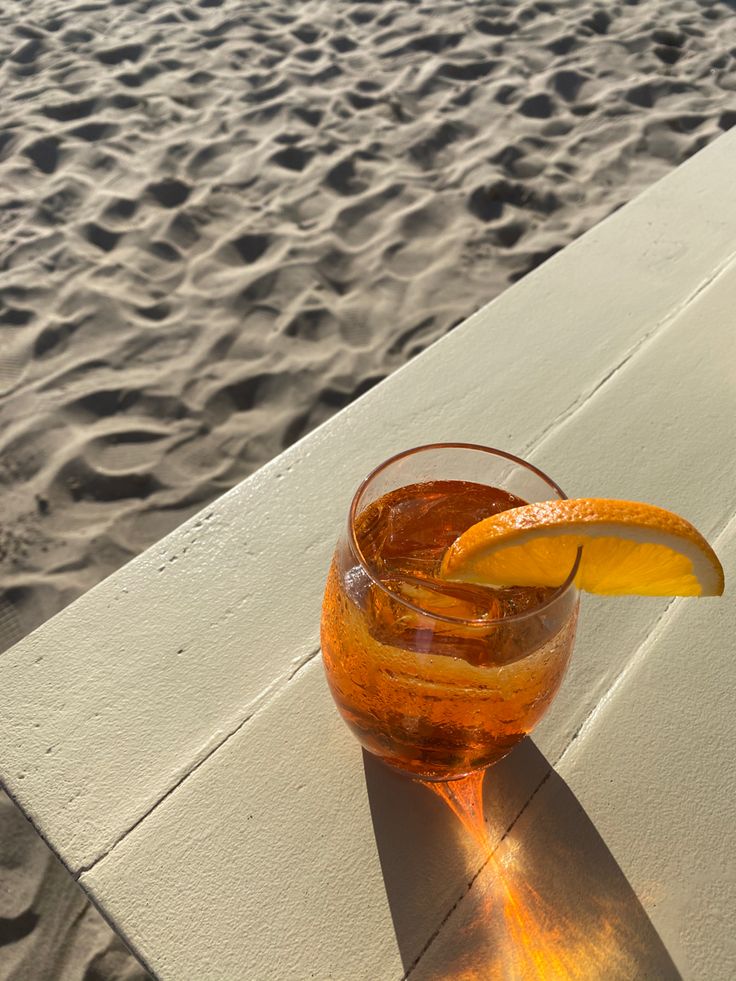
0, 0, 734, 975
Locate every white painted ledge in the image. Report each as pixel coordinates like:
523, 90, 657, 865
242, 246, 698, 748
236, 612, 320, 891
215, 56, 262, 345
2, 128, 736, 979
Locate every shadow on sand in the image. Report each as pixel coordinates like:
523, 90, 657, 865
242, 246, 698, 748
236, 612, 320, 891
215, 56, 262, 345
364, 740, 681, 980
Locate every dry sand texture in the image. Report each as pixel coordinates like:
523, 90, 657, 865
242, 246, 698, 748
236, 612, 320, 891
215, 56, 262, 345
0, 0, 735, 977
0, 792, 148, 980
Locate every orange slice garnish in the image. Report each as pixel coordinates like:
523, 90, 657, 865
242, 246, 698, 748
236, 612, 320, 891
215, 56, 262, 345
440, 499, 724, 596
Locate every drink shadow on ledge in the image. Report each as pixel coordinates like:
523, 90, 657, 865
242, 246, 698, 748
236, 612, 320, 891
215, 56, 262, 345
363, 740, 682, 981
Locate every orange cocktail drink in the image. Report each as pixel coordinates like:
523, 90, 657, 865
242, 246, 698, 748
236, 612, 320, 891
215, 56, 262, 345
321, 444, 580, 781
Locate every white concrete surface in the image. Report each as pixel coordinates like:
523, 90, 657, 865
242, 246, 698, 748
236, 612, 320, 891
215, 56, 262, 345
3, 128, 736, 979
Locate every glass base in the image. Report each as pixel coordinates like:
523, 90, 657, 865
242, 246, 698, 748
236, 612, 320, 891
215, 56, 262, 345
377, 753, 489, 784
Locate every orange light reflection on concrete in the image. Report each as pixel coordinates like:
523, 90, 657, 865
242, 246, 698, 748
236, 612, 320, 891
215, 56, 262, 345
419, 771, 635, 980
420, 770, 488, 853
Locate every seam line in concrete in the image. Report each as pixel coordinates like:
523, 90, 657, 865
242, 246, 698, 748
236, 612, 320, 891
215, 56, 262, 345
522, 247, 736, 457
78, 644, 323, 876
403, 769, 555, 979
555, 507, 736, 771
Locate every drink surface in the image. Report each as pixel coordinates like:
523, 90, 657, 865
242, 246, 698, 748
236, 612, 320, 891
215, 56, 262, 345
321, 480, 578, 780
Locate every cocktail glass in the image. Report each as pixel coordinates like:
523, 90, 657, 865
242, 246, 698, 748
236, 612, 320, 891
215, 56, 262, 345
321, 444, 580, 785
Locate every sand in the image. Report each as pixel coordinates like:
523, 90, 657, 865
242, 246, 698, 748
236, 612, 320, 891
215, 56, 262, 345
0, 0, 734, 975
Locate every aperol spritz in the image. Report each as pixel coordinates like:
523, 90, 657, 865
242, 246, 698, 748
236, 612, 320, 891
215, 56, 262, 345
321, 444, 579, 782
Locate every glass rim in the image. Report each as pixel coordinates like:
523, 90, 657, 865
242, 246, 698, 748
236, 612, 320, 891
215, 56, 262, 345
347, 442, 581, 627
